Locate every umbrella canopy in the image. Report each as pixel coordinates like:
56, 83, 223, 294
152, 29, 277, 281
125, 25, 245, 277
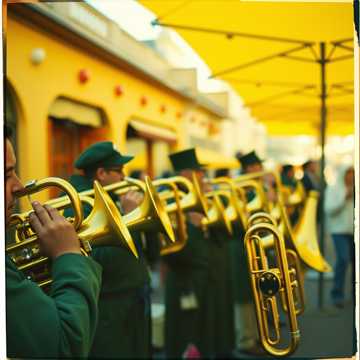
140, 1, 354, 136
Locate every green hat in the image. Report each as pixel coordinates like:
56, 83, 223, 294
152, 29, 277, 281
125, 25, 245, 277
74, 141, 134, 170
169, 148, 206, 172
237, 150, 263, 168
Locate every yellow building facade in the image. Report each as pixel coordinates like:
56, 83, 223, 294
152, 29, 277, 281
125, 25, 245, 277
7, 3, 226, 201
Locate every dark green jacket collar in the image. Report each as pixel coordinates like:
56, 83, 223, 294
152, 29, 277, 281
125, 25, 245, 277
69, 174, 93, 192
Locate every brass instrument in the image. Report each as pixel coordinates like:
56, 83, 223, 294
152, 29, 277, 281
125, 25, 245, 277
79, 176, 176, 247
282, 181, 306, 207
234, 171, 331, 273
234, 178, 269, 215
6, 177, 137, 288
202, 190, 233, 236
244, 221, 300, 356
153, 172, 209, 255
209, 178, 249, 230
247, 212, 305, 315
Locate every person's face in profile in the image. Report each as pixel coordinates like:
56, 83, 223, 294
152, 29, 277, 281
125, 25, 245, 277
96, 165, 125, 186
245, 162, 263, 174
5, 139, 24, 224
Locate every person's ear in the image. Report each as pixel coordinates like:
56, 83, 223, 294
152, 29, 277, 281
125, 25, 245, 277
95, 167, 106, 181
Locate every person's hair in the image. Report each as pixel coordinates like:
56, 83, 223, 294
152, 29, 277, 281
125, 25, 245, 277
129, 169, 143, 180
83, 166, 98, 180
4, 124, 13, 140
161, 170, 172, 178
302, 160, 314, 171
281, 165, 293, 175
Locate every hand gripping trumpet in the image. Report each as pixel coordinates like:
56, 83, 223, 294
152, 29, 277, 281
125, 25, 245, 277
244, 221, 301, 356
6, 177, 137, 288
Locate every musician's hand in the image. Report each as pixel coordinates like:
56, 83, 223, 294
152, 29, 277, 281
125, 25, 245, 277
120, 190, 144, 214
187, 211, 204, 227
29, 202, 81, 259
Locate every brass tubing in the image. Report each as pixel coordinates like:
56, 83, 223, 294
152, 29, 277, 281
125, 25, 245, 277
245, 222, 300, 357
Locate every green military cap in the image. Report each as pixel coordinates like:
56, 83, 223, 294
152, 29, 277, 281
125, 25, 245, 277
169, 148, 207, 172
74, 141, 134, 170
236, 150, 263, 168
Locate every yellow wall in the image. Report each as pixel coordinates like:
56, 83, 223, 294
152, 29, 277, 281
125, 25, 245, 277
7, 15, 221, 197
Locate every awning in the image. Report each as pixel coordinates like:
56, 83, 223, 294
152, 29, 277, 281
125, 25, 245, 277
128, 119, 178, 143
140, 1, 354, 136
196, 148, 239, 169
49, 97, 104, 127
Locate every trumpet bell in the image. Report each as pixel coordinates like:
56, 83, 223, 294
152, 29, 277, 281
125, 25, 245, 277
144, 177, 176, 245
79, 180, 139, 258
123, 177, 176, 245
292, 191, 331, 272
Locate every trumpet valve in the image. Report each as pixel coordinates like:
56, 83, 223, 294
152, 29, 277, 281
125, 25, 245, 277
258, 271, 281, 297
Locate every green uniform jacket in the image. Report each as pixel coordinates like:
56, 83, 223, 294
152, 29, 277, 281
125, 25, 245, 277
67, 174, 154, 359
163, 221, 209, 358
229, 224, 253, 304
203, 228, 235, 356
6, 253, 102, 358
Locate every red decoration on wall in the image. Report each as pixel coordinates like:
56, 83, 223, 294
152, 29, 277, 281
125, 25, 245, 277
160, 105, 166, 113
140, 96, 148, 106
78, 69, 90, 83
114, 85, 123, 96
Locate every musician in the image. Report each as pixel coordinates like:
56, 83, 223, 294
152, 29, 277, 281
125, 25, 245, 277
5, 125, 102, 358
281, 164, 297, 189
301, 160, 320, 192
232, 150, 266, 356
163, 148, 210, 358
163, 148, 234, 358
66, 141, 157, 358
281, 164, 302, 225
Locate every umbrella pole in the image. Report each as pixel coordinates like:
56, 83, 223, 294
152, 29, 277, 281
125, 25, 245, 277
318, 42, 327, 309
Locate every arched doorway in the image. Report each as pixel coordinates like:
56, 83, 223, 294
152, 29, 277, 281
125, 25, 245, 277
48, 97, 108, 194
125, 119, 177, 179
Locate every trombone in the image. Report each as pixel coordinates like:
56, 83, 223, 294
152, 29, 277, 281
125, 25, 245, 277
6, 177, 137, 288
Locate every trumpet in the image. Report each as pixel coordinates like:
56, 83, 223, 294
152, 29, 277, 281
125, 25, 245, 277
153, 172, 209, 255
202, 190, 233, 236
6, 177, 137, 288
208, 178, 249, 231
244, 221, 300, 356
76, 176, 176, 248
